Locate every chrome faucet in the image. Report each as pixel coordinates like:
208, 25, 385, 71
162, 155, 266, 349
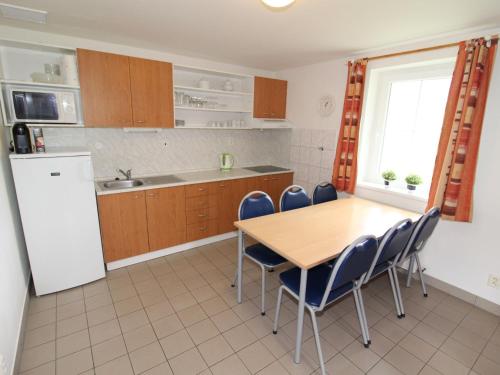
117, 168, 132, 180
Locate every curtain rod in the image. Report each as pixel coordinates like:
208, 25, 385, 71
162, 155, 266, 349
365, 35, 498, 62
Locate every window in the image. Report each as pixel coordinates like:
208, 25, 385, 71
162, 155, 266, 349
358, 57, 455, 200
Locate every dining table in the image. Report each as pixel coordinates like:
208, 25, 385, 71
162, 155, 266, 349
234, 196, 421, 364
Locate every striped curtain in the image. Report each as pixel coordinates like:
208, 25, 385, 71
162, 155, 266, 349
427, 38, 497, 222
332, 59, 368, 193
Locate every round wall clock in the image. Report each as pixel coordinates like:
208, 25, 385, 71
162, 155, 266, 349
319, 95, 335, 117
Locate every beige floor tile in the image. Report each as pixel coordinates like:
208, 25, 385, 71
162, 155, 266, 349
26, 308, 56, 331
324, 352, 363, 375
56, 300, 85, 321
384, 346, 424, 375
422, 312, 458, 336
139, 289, 167, 307
110, 285, 137, 303
118, 309, 149, 333
223, 324, 258, 351
177, 304, 208, 327
168, 347, 208, 375
152, 313, 184, 339
418, 365, 442, 375
232, 301, 261, 321
129, 341, 166, 374
56, 313, 88, 338
440, 337, 480, 368
244, 315, 275, 339
211, 309, 243, 332
398, 333, 436, 362
362, 330, 396, 358
302, 335, 337, 364
83, 279, 109, 299
411, 322, 447, 348
428, 350, 470, 375
89, 319, 122, 345
237, 341, 275, 374
56, 329, 90, 358
94, 354, 134, 375
85, 292, 113, 312
482, 341, 500, 365
373, 318, 407, 343
191, 285, 218, 303
23, 324, 56, 349
198, 335, 234, 366
367, 359, 403, 375
145, 300, 175, 322
20, 341, 56, 372
342, 340, 380, 373
473, 355, 500, 375
187, 318, 220, 345
57, 287, 83, 306
321, 322, 356, 351
19, 360, 55, 375
450, 325, 488, 352
200, 296, 230, 316
29, 295, 56, 315
55, 348, 93, 375
210, 353, 250, 375
122, 323, 157, 352
256, 361, 289, 375
160, 329, 195, 359
114, 295, 143, 317
86, 304, 116, 327
91, 335, 127, 367
140, 362, 173, 375
170, 291, 198, 312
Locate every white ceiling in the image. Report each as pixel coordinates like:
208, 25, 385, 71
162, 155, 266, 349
1, 0, 500, 70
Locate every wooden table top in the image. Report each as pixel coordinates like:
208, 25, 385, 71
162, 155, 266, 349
234, 197, 421, 269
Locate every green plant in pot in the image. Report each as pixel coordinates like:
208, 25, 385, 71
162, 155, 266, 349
381, 170, 397, 187
405, 174, 422, 191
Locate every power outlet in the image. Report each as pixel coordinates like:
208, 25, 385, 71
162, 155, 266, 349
487, 274, 500, 289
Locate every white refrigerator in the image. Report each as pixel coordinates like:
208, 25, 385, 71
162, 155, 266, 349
10, 150, 105, 296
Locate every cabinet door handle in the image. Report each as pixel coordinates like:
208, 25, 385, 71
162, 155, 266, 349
263, 178, 269, 181
136, 120, 145, 123
133, 194, 142, 199
199, 227, 207, 231
198, 214, 206, 217
198, 187, 205, 191
219, 184, 225, 187
272, 177, 279, 180
147, 193, 157, 197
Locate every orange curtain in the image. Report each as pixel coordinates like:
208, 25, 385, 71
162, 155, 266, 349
427, 38, 497, 222
332, 59, 368, 193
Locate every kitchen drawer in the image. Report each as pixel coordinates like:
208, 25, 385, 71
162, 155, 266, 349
187, 219, 218, 242
185, 194, 217, 210
186, 206, 218, 224
185, 183, 211, 198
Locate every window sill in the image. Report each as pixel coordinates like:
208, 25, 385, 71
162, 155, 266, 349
355, 182, 427, 213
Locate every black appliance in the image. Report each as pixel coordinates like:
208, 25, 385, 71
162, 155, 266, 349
12, 123, 32, 154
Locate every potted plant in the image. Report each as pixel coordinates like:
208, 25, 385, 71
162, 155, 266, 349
405, 174, 422, 191
381, 170, 397, 187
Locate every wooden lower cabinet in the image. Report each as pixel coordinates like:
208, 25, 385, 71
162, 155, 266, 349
97, 172, 294, 262
145, 186, 186, 251
97, 191, 150, 262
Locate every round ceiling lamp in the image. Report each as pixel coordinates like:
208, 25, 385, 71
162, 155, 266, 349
261, 0, 295, 8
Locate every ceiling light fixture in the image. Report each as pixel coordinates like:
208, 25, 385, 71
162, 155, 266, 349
0, 2, 47, 24
261, 0, 295, 9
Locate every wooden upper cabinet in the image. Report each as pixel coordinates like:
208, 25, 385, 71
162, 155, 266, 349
77, 49, 133, 127
145, 187, 186, 251
253, 76, 287, 119
129, 57, 174, 128
97, 191, 149, 262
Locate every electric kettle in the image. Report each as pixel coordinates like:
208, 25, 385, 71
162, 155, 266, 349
219, 153, 234, 170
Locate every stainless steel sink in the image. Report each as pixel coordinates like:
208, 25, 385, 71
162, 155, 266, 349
103, 179, 144, 189
244, 165, 290, 173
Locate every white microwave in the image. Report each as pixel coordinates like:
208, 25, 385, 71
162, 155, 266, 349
1, 83, 82, 124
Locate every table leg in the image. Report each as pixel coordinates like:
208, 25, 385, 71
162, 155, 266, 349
294, 268, 308, 363
237, 229, 243, 304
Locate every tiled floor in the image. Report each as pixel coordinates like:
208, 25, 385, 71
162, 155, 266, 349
19, 238, 500, 374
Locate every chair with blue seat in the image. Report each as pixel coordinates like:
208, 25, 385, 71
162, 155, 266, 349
362, 219, 414, 324
272, 235, 378, 375
312, 181, 338, 205
279, 185, 311, 212
399, 207, 440, 298
234, 191, 288, 315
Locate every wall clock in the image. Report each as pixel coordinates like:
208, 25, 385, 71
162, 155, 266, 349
319, 95, 335, 117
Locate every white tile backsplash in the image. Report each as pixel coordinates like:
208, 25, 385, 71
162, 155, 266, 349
43, 128, 291, 179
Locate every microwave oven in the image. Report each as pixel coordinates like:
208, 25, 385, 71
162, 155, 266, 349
1, 83, 82, 124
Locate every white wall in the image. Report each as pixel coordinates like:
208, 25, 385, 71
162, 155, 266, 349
278, 39, 500, 306
0, 127, 30, 375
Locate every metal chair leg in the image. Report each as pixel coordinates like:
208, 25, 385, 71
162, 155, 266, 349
414, 253, 428, 297
406, 254, 415, 288
391, 267, 405, 317
260, 265, 267, 315
309, 309, 326, 375
388, 269, 403, 318
273, 286, 284, 334
356, 288, 371, 344
353, 290, 369, 347
231, 268, 238, 287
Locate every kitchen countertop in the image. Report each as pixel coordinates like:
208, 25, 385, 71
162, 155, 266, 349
95, 166, 293, 195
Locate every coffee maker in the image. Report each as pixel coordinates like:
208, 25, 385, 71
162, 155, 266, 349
12, 123, 32, 154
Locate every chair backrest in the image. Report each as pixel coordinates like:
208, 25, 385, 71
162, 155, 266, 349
238, 191, 275, 220
319, 235, 378, 310
364, 219, 413, 282
312, 182, 338, 205
279, 185, 311, 212
400, 207, 440, 261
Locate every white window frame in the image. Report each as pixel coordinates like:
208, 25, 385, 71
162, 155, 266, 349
356, 48, 458, 212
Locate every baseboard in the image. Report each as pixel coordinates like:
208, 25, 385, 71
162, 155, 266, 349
398, 267, 500, 317
11, 279, 31, 375
106, 231, 238, 270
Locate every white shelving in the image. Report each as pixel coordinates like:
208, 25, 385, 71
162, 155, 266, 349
175, 106, 252, 113
0, 79, 79, 90
174, 85, 252, 97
